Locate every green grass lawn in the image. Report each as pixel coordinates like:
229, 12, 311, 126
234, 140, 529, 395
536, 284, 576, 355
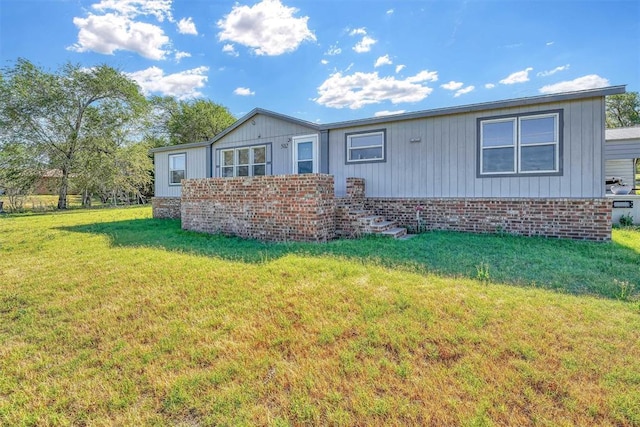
1, 207, 639, 425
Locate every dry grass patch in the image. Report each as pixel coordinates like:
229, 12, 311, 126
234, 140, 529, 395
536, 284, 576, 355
0, 207, 639, 425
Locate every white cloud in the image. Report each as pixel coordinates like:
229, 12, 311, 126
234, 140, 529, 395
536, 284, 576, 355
234, 87, 255, 96
222, 43, 239, 57
546, 41, 555, 46
454, 85, 475, 97
485, 83, 496, 89
406, 70, 438, 83
217, 0, 316, 56
374, 55, 392, 68
375, 110, 406, 117
315, 70, 437, 109
353, 35, 376, 53
92, 0, 173, 22
177, 17, 197, 35
539, 74, 610, 94
349, 27, 367, 36
69, 13, 170, 60
325, 44, 341, 56
499, 67, 533, 84
441, 80, 464, 91
320, 59, 329, 65
537, 64, 570, 77
126, 66, 209, 99
386, 9, 394, 15
441, 81, 474, 97
174, 51, 191, 62
395, 64, 405, 74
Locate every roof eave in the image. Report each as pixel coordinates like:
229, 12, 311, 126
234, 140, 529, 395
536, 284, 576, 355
150, 86, 626, 152
605, 126, 640, 141
149, 108, 321, 154
149, 140, 211, 154
209, 108, 321, 144
321, 85, 627, 130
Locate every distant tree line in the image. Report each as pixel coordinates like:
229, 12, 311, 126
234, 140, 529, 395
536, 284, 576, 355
0, 58, 235, 211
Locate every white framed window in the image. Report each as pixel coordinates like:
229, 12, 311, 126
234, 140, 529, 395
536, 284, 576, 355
168, 153, 186, 185
345, 129, 386, 163
479, 111, 561, 176
221, 149, 234, 177
219, 145, 267, 177
480, 118, 516, 174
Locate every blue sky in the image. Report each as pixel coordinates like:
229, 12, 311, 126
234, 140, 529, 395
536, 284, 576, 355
1, 0, 638, 123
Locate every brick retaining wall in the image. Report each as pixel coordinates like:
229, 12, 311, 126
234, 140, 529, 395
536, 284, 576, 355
364, 197, 612, 241
181, 174, 336, 242
335, 178, 367, 237
151, 197, 181, 219
158, 175, 612, 242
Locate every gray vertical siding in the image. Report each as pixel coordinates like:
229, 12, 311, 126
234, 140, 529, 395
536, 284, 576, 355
212, 113, 319, 176
154, 146, 208, 197
605, 159, 635, 188
604, 130, 639, 192
329, 98, 605, 198
320, 130, 330, 174
605, 142, 640, 159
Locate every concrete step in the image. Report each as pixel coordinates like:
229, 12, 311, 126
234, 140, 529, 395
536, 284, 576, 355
349, 210, 376, 220
369, 220, 397, 232
359, 215, 385, 224
379, 227, 408, 238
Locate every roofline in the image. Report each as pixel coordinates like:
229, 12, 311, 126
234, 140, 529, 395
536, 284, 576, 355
321, 85, 626, 130
150, 86, 626, 153
605, 126, 640, 141
149, 140, 211, 153
210, 107, 320, 144
149, 108, 320, 154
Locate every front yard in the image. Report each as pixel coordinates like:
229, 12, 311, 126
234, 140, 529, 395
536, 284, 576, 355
0, 207, 638, 425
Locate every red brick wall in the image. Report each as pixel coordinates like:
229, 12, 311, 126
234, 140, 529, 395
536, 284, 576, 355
152, 197, 181, 219
334, 178, 367, 237
160, 175, 612, 242
364, 197, 612, 241
181, 174, 336, 242
345, 177, 365, 206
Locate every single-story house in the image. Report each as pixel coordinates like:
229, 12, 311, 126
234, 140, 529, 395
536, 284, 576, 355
151, 86, 626, 242
605, 126, 640, 224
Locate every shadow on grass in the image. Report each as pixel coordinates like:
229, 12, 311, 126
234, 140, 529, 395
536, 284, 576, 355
60, 218, 640, 301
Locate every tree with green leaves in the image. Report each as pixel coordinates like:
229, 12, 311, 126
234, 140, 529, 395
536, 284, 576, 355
0, 58, 148, 209
75, 139, 152, 206
0, 142, 43, 211
150, 97, 236, 146
606, 92, 640, 128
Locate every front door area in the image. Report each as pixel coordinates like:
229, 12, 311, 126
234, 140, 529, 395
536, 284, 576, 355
292, 134, 318, 174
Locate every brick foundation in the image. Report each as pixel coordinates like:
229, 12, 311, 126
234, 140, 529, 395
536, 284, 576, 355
335, 178, 367, 237
346, 177, 365, 207
181, 174, 336, 242
158, 176, 612, 242
364, 197, 612, 241
152, 197, 181, 219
